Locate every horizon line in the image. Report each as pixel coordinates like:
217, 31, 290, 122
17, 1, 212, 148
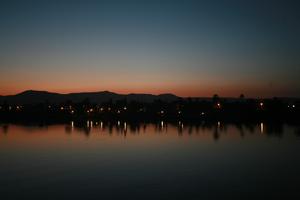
1, 89, 299, 99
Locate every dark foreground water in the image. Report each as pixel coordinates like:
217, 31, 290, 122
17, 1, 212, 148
1, 121, 300, 199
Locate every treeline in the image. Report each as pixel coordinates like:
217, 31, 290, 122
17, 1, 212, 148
0, 96, 299, 123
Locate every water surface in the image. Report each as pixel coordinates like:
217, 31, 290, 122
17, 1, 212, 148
1, 121, 300, 199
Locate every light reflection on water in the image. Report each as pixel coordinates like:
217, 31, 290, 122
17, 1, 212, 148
1, 120, 294, 139
0, 121, 300, 199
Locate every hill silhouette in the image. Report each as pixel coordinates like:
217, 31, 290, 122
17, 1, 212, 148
0, 90, 180, 104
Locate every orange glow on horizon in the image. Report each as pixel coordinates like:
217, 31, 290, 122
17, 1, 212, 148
0, 82, 298, 98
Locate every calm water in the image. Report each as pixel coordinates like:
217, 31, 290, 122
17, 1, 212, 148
1, 121, 300, 199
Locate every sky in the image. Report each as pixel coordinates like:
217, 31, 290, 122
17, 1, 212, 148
0, 0, 300, 97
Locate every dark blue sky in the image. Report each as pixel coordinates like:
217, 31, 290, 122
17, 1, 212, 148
0, 0, 299, 97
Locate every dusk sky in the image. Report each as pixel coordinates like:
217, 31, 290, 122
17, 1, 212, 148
0, 0, 299, 97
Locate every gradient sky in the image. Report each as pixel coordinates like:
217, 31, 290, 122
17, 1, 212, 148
0, 0, 300, 97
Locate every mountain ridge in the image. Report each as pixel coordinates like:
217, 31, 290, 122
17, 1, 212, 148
0, 90, 299, 105
0, 90, 181, 104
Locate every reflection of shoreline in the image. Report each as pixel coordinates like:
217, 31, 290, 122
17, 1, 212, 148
2, 121, 299, 141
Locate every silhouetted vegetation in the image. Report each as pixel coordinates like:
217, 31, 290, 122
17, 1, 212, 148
0, 95, 299, 124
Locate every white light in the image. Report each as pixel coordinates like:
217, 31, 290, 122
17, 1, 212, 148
124, 122, 127, 131
292, 105, 295, 108
260, 122, 264, 133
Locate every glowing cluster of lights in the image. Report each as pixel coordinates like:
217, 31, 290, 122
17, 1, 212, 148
288, 104, 296, 109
